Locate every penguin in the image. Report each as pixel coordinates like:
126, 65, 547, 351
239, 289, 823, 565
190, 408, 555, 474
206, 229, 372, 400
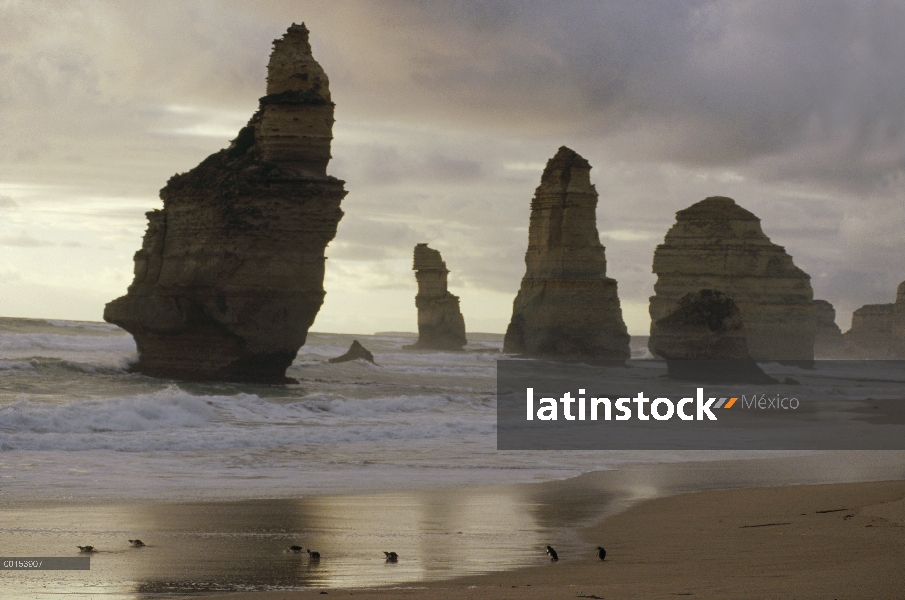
384, 551, 398, 562
306, 549, 320, 560
77, 546, 96, 553
287, 545, 304, 553
545, 545, 558, 561
596, 546, 606, 561
128, 540, 145, 547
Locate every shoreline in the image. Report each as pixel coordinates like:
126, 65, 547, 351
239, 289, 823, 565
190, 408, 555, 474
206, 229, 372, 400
3, 452, 905, 598
213, 475, 905, 599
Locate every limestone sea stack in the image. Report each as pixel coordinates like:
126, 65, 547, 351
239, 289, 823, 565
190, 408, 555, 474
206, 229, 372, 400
104, 24, 346, 383
813, 299, 845, 358
649, 290, 749, 360
649, 289, 774, 383
405, 244, 467, 351
503, 147, 630, 360
650, 197, 815, 361
843, 281, 905, 358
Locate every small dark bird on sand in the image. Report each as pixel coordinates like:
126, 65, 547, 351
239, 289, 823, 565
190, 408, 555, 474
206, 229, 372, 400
546, 545, 558, 561
288, 545, 303, 553
384, 551, 398, 562
596, 546, 606, 561
77, 546, 95, 553
129, 539, 145, 547
306, 549, 320, 560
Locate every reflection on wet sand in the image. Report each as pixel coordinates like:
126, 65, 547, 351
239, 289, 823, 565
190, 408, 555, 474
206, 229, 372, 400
1, 487, 551, 598
2, 452, 905, 598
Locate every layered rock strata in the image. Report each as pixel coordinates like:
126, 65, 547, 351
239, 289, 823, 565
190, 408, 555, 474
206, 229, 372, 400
650, 197, 815, 361
843, 281, 905, 357
503, 147, 630, 360
813, 299, 845, 358
104, 24, 346, 382
649, 289, 774, 383
405, 244, 467, 351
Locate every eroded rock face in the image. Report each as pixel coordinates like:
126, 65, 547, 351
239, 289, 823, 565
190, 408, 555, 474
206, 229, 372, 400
650, 196, 815, 361
503, 147, 630, 360
649, 289, 749, 360
843, 281, 905, 357
104, 24, 346, 382
406, 244, 467, 351
649, 289, 773, 384
813, 299, 845, 358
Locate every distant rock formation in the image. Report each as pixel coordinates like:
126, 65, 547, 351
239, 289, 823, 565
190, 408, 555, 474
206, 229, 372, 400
650, 196, 815, 361
813, 299, 845, 358
329, 340, 375, 364
405, 244, 467, 351
649, 289, 774, 383
104, 24, 346, 383
503, 147, 630, 360
843, 281, 905, 358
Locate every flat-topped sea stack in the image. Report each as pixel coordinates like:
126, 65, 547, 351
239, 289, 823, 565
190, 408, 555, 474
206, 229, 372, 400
650, 196, 815, 361
503, 147, 630, 360
104, 24, 346, 383
843, 281, 905, 358
405, 244, 467, 351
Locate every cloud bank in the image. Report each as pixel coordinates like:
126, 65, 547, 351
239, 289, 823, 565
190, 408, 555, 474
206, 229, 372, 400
1, 1, 903, 332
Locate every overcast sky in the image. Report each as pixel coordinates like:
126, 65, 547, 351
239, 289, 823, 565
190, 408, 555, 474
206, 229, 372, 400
2, 1, 904, 334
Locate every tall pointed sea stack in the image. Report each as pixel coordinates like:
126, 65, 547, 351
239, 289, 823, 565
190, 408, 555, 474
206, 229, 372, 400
503, 147, 630, 360
406, 244, 467, 351
104, 24, 346, 382
650, 197, 815, 361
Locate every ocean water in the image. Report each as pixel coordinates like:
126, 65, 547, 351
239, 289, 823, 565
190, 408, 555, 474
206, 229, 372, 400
0, 317, 783, 503
5, 317, 905, 597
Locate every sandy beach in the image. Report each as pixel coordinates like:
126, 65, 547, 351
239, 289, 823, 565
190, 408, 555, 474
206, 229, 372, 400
3, 453, 905, 598
214, 477, 905, 600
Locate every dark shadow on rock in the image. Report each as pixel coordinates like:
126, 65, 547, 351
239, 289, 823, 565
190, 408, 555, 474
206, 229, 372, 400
650, 289, 776, 384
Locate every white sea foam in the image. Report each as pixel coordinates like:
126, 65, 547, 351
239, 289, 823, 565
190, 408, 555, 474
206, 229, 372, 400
0, 318, 871, 503
0, 384, 494, 453
0, 387, 216, 433
0, 332, 136, 353
0, 360, 34, 372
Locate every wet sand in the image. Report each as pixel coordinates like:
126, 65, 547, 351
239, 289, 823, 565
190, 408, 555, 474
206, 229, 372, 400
2, 452, 904, 598
218, 478, 905, 600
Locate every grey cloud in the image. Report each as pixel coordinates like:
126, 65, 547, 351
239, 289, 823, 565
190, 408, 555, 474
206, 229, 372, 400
0, 195, 17, 209
328, 216, 419, 261
333, 144, 484, 188
3, 2, 904, 331
0, 232, 55, 247
317, 1, 905, 193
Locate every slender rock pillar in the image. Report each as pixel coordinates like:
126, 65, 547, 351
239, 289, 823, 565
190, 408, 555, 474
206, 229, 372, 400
104, 24, 346, 382
406, 244, 467, 351
503, 147, 630, 360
